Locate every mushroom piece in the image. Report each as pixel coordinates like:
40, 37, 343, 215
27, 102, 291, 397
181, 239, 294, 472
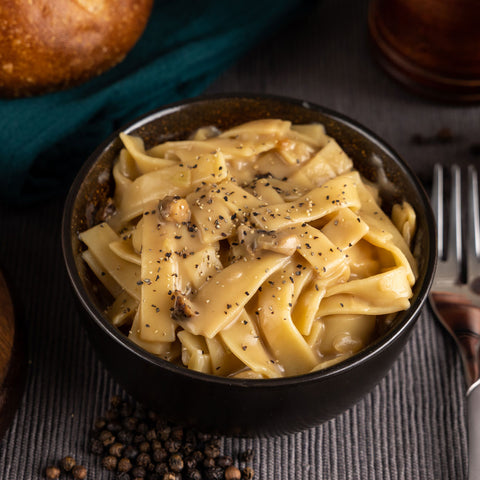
158, 196, 191, 223
237, 225, 298, 256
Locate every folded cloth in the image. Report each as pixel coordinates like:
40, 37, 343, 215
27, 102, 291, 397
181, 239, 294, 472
0, 0, 306, 205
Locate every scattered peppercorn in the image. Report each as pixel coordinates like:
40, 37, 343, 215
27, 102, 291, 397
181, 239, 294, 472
45, 466, 60, 479
131, 465, 147, 478
118, 457, 133, 473
72, 464, 87, 480
242, 466, 255, 480
216, 455, 233, 468
136, 452, 151, 468
87, 396, 254, 479
60, 455, 76, 472
225, 464, 242, 480
240, 448, 254, 463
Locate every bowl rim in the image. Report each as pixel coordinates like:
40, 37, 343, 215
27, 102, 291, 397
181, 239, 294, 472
62, 92, 437, 388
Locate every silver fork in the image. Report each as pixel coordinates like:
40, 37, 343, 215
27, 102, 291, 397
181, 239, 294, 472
429, 164, 480, 480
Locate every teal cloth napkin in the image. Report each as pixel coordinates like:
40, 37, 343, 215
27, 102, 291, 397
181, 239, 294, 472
0, 0, 305, 204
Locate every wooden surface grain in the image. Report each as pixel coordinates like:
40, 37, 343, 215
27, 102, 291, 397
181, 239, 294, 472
0, 270, 14, 388
0, 269, 25, 439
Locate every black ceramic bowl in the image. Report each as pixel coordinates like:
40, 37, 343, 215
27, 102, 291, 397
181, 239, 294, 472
62, 94, 436, 436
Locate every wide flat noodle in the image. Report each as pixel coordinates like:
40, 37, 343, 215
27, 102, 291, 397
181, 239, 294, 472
288, 138, 353, 188
256, 261, 318, 376
137, 213, 179, 343
251, 172, 361, 231
220, 310, 282, 378
79, 118, 418, 378
79, 223, 141, 300
178, 252, 290, 338
317, 266, 412, 316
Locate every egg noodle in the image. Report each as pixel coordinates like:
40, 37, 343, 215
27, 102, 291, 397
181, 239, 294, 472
79, 119, 417, 378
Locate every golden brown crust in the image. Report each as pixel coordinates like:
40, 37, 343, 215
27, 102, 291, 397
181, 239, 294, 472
0, 0, 153, 97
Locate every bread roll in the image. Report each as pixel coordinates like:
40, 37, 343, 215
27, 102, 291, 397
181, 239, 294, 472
0, 0, 153, 98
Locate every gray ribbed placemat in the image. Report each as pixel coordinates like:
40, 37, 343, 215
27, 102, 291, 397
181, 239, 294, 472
1, 0, 478, 478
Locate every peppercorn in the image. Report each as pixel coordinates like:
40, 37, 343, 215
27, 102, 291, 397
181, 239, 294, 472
124, 444, 139, 460
110, 395, 122, 408
158, 425, 171, 441
162, 473, 177, 480
242, 466, 255, 480
136, 452, 152, 468
240, 449, 254, 462
185, 468, 202, 480
216, 455, 233, 468
146, 429, 157, 442
191, 450, 204, 463
139, 441, 151, 453
152, 448, 168, 463
134, 434, 146, 445
72, 464, 87, 480
105, 408, 119, 422
60, 455, 76, 472
131, 465, 146, 478
225, 465, 241, 480
203, 457, 216, 469
117, 430, 133, 445
109, 442, 125, 457
204, 465, 224, 480
154, 462, 168, 475
151, 439, 163, 451
204, 443, 220, 459
183, 442, 194, 456
106, 420, 122, 434
117, 457, 132, 473
117, 473, 131, 480
184, 456, 197, 470
99, 429, 115, 446
164, 438, 181, 453
101, 455, 117, 471
169, 453, 184, 473
170, 426, 183, 441
45, 466, 60, 479
123, 416, 138, 431
137, 422, 149, 435
94, 416, 107, 430
89, 438, 104, 455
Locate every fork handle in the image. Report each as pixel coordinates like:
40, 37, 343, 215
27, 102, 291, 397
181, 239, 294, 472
468, 381, 480, 479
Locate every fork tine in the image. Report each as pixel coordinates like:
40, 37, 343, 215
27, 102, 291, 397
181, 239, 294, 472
432, 164, 445, 258
467, 165, 480, 284
447, 165, 462, 281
